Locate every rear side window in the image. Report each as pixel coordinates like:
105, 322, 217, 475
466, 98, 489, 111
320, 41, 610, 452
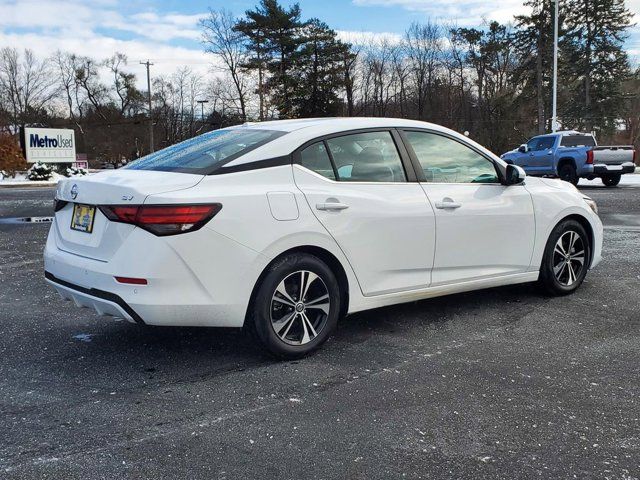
326, 131, 407, 183
561, 135, 596, 147
300, 142, 336, 180
125, 128, 285, 174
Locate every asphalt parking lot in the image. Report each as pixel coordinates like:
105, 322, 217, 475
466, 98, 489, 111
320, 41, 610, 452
0, 179, 639, 479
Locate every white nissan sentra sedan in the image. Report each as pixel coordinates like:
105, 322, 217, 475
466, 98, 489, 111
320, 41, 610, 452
45, 118, 603, 357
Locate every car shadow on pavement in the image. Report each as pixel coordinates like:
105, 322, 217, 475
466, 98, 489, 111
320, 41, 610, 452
45, 281, 541, 379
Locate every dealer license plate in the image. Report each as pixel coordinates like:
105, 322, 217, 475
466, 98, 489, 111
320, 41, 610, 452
70, 204, 96, 233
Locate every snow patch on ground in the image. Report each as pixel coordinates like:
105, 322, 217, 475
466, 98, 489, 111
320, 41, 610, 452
72, 333, 95, 343
579, 171, 640, 187
0, 172, 65, 186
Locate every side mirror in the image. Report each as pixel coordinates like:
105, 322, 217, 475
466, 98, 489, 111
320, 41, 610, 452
505, 164, 526, 185
518, 144, 528, 153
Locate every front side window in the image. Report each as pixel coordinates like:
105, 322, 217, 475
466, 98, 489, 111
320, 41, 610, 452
404, 131, 499, 184
325, 131, 406, 183
526, 136, 554, 151
125, 128, 285, 174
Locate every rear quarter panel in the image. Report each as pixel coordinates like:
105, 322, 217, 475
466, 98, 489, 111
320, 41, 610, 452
554, 146, 590, 175
143, 165, 362, 316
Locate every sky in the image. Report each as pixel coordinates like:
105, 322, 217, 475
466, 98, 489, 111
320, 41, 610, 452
1, 0, 639, 84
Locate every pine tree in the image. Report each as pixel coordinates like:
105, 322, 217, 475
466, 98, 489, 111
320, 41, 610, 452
564, 0, 632, 134
234, 6, 271, 120
512, 0, 562, 134
235, 0, 303, 118
291, 19, 351, 117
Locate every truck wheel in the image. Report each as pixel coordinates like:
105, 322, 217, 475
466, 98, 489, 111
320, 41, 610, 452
558, 164, 578, 186
602, 174, 621, 187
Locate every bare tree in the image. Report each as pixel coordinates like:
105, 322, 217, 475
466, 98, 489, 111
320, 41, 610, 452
0, 47, 58, 126
405, 22, 442, 120
104, 53, 141, 115
53, 51, 79, 120
201, 9, 250, 121
74, 56, 109, 120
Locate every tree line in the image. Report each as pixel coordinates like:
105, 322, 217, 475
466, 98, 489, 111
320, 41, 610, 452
0, 0, 637, 167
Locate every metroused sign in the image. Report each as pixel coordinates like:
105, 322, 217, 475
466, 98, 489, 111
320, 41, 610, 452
22, 127, 76, 163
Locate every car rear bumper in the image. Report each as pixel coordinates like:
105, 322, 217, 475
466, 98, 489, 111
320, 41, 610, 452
592, 162, 636, 176
43, 220, 266, 328
45, 271, 143, 324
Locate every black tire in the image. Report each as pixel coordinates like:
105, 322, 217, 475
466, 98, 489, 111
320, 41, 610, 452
249, 253, 341, 359
538, 219, 591, 296
558, 163, 578, 186
602, 174, 621, 187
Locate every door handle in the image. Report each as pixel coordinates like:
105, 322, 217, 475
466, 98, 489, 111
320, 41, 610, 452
316, 202, 349, 211
435, 199, 461, 210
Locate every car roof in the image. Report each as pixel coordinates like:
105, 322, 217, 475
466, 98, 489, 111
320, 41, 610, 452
238, 117, 449, 133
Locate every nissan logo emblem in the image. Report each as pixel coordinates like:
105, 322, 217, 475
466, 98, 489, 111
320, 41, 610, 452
70, 184, 78, 200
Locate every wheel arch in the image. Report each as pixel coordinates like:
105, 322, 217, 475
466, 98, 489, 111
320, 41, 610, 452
552, 213, 595, 267
556, 157, 577, 174
244, 245, 351, 325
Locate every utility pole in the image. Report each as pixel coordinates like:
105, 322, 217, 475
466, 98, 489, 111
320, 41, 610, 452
196, 99, 209, 122
551, 0, 559, 132
140, 60, 154, 152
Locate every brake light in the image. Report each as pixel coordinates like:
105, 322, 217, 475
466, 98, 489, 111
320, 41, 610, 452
100, 204, 222, 236
586, 150, 594, 165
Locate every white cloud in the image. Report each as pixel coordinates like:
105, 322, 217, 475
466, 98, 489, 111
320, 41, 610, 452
0, 0, 213, 85
353, 0, 640, 27
337, 30, 403, 45
352, 0, 530, 26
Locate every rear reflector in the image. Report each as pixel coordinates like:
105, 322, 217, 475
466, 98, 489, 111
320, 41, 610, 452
100, 203, 222, 236
115, 276, 148, 285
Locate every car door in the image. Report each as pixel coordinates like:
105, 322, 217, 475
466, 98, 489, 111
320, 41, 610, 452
401, 129, 535, 286
293, 130, 436, 296
528, 136, 556, 172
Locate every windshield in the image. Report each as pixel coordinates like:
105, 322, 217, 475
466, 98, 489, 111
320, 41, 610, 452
125, 128, 286, 174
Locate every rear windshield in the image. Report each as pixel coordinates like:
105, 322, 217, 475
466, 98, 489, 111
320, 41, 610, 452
561, 135, 596, 147
125, 128, 285, 174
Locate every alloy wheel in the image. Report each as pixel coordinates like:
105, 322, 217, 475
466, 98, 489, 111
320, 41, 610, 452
270, 270, 330, 345
553, 231, 586, 286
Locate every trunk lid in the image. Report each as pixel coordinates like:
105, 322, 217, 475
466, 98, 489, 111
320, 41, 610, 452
53, 170, 203, 261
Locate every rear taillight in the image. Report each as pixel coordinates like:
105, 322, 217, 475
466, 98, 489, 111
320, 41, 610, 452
586, 150, 594, 165
99, 204, 222, 236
